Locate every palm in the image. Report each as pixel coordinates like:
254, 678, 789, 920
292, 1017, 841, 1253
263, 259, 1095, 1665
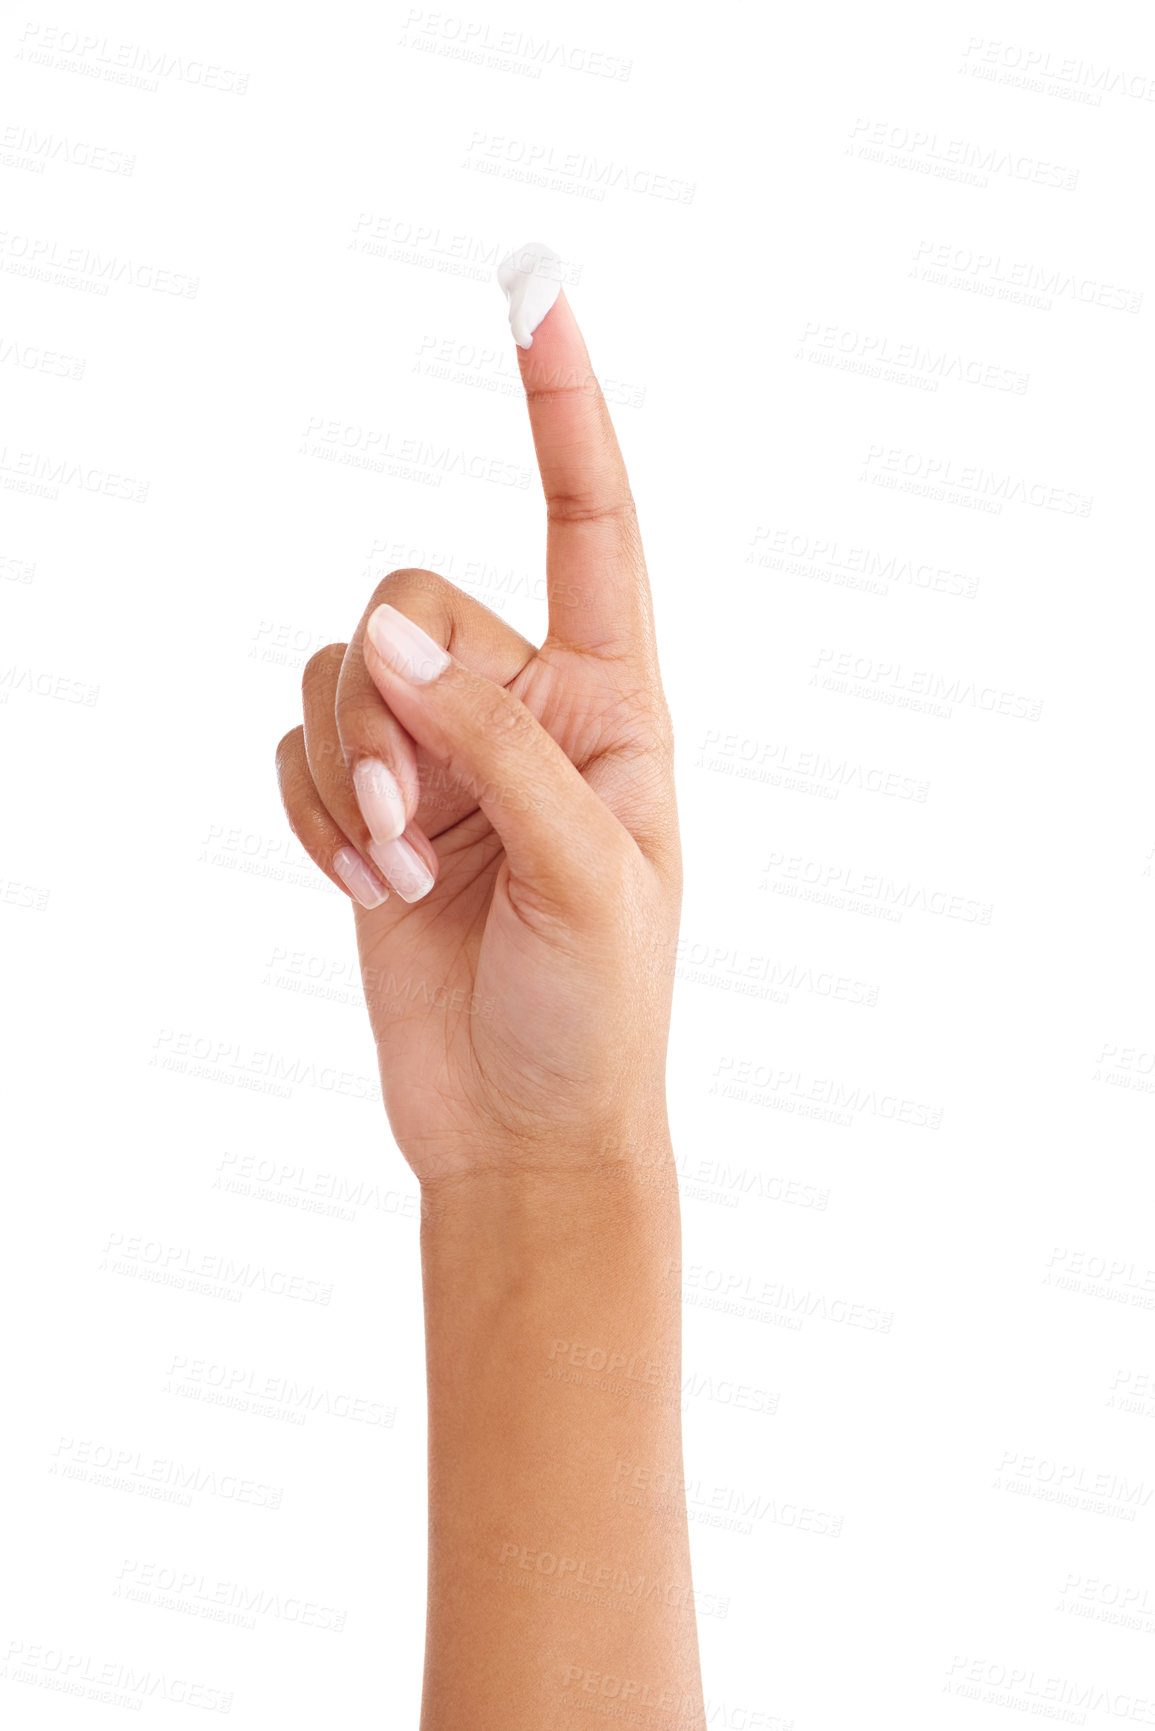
354, 645, 669, 1165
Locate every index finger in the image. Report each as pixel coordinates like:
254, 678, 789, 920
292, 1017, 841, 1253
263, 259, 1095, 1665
500, 244, 654, 661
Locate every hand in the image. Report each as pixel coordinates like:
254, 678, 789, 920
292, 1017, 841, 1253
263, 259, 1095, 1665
275, 291, 680, 1184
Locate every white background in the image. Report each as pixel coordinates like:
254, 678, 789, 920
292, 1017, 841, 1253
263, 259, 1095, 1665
2, 1, 1154, 1725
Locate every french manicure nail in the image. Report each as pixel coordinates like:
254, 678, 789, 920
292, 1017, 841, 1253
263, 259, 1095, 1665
333, 846, 390, 909
366, 604, 451, 684
352, 756, 407, 843
368, 833, 435, 903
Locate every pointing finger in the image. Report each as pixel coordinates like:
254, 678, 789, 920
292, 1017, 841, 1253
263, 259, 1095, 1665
499, 245, 654, 664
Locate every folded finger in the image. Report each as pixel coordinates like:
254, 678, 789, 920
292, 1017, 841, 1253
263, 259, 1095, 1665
338, 567, 535, 843
275, 726, 390, 910
362, 603, 639, 928
302, 643, 438, 903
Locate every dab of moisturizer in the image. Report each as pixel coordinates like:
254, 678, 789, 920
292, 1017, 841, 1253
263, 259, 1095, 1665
497, 240, 562, 348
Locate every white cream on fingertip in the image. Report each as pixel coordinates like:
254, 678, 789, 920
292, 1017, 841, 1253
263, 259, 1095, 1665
497, 240, 563, 348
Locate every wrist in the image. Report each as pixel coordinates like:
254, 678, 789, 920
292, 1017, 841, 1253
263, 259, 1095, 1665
418, 1141, 683, 1310
419, 1129, 679, 1231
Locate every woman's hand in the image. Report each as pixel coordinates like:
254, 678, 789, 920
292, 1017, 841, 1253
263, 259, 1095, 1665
276, 277, 703, 1728
275, 290, 681, 1185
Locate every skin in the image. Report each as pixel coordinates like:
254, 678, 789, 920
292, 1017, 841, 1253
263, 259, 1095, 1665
276, 291, 706, 1728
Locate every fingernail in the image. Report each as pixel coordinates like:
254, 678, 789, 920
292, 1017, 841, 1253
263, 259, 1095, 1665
497, 240, 562, 349
333, 846, 390, 909
366, 604, 451, 684
368, 833, 435, 903
352, 757, 407, 843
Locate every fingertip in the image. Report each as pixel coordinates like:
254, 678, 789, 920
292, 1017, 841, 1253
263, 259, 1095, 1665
333, 846, 391, 911
368, 825, 439, 904
515, 289, 586, 380
365, 602, 453, 686
498, 240, 566, 349
517, 285, 567, 352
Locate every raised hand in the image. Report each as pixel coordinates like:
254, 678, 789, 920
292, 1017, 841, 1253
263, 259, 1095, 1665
275, 285, 681, 1184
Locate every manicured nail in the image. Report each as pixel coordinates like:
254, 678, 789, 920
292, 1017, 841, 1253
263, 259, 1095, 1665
352, 756, 406, 843
366, 604, 451, 684
368, 833, 435, 903
497, 240, 562, 349
333, 846, 390, 909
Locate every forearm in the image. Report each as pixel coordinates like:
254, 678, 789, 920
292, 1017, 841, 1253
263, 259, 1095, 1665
418, 1144, 706, 1730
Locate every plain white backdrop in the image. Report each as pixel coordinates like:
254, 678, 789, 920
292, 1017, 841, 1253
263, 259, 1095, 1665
3, 0, 1154, 1724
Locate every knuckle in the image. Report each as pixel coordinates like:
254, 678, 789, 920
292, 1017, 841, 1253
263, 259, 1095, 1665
337, 689, 387, 744
442, 680, 547, 815
546, 491, 637, 528
371, 566, 453, 611
472, 684, 540, 752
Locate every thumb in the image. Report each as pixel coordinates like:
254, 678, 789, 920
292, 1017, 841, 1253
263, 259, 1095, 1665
362, 603, 633, 921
